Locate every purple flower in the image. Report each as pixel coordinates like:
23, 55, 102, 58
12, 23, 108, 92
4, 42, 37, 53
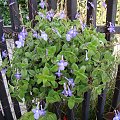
85, 50, 89, 61
102, 2, 107, 8
19, 27, 28, 40
66, 34, 72, 41
67, 85, 72, 96
55, 69, 62, 77
52, 28, 61, 37
15, 27, 27, 48
32, 103, 46, 120
26, 16, 29, 20
39, 105, 46, 116
88, 2, 95, 9
68, 79, 75, 88
108, 22, 115, 33
62, 83, 68, 97
80, 20, 86, 31
75, 12, 80, 19
2, 50, 7, 58
59, 11, 66, 19
38, 12, 45, 19
113, 110, 120, 120
57, 55, 68, 70
33, 31, 40, 39
66, 26, 78, 41
41, 31, 48, 41
46, 10, 54, 21
1, 68, 7, 74
68, 27, 78, 37
62, 83, 72, 97
14, 72, 21, 80
39, 0, 46, 9
15, 39, 24, 48
0, 19, 3, 23
2, 33, 5, 42
64, 77, 75, 88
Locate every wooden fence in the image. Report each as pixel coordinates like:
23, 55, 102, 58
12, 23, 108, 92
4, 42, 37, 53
0, 0, 120, 120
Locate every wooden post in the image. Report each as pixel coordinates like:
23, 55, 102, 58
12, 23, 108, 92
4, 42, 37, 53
47, 0, 57, 10
111, 64, 120, 111
0, 16, 14, 120
67, 0, 77, 20
82, 0, 97, 120
7, 0, 22, 119
87, 0, 97, 27
106, 0, 118, 41
28, 0, 37, 27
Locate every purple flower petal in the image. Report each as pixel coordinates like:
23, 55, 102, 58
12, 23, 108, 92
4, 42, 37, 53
66, 34, 72, 41
1, 68, 7, 74
38, 12, 45, 19
59, 11, 66, 19
75, 12, 80, 19
66, 26, 78, 41
14, 72, 21, 80
34, 111, 40, 120
67, 86, 72, 96
55, 70, 62, 77
2, 50, 7, 58
41, 31, 48, 41
108, 22, 115, 33
2, 33, 5, 42
39, 0, 46, 9
46, 10, 54, 21
102, 2, 107, 8
52, 28, 61, 37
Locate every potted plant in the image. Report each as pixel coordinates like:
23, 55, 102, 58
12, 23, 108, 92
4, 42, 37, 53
1, 1, 115, 119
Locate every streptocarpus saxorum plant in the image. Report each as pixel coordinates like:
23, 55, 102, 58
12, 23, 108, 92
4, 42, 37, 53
1, 2, 115, 120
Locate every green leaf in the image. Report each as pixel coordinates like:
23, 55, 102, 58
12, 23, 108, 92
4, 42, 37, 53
68, 96, 75, 109
40, 112, 57, 120
25, 52, 32, 58
79, 66, 86, 73
46, 90, 61, 103
43, 66, 49, 75
75, 98, 83, 103
21, 69, 28, 78
47, 46, 56, 57
19, 112, 34, 120
50, 65, 58, 72
33, 88, 39, 94
71, 63, 78, 70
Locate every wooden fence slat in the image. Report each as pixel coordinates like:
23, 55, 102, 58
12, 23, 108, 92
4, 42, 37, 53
96, 26, 120, 34
47, 0, 57, 10
0, 107, 5, 120
87, 0, 97, 27
82, 90, 91, 120
3, 26, 120, 34
8, 0, 21, 32
0, 74, 14, 120
67, 0, 77, 20
106, 0, 118, 41
3, 1, 22, 118
111, 64, 120, 111
66, 1, 77, 119
96, 1, 117, 119
97, 89, 107, 120
0, 16, 14, 120
28, 0, 37, 27
82, 1, 97, 119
